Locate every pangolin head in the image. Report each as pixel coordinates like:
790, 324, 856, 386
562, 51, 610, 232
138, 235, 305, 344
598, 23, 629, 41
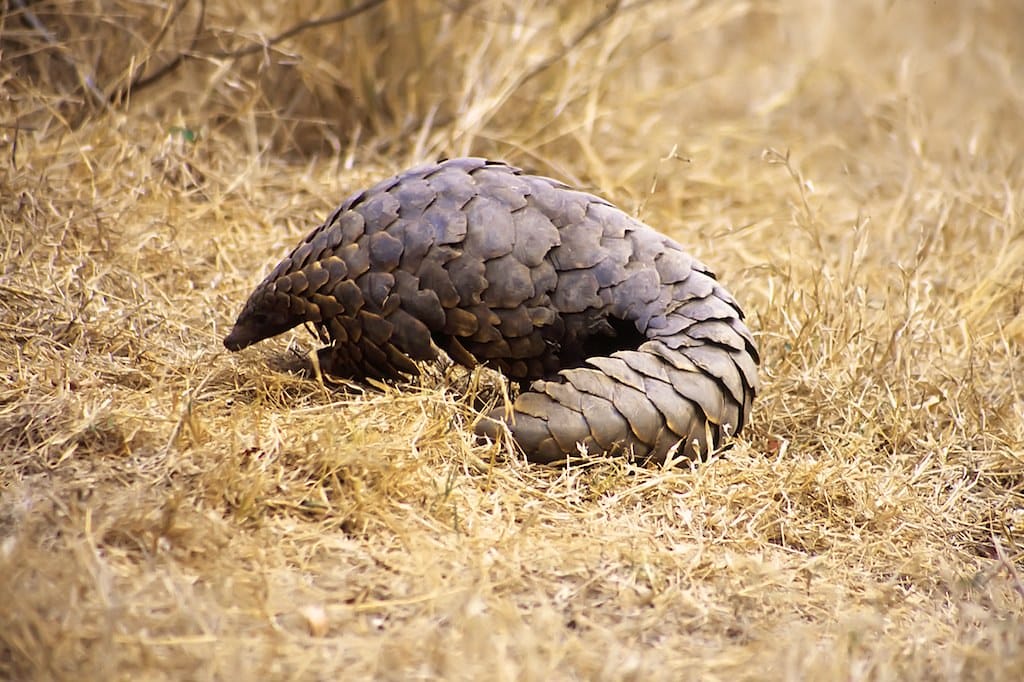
223, 282, 304, 351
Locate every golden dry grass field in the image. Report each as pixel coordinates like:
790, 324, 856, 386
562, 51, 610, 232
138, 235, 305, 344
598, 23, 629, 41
2, 1, 1023, 679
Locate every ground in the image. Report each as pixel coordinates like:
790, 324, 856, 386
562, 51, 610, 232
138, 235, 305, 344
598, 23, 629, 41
1, 1, 1022, 680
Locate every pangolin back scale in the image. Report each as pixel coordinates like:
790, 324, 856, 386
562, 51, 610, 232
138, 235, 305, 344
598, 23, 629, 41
224, 157, 759, 463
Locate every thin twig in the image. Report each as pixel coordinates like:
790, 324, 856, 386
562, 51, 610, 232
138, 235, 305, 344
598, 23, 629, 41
11, 0, 108, 108
517, 0, 661, 89
119, 0, 386, 98
113, 0, 200, 100
9, 119, 18, 170
206, 0, 388, 59
114, 0, 207, 101
518, 0, 624, 88
991, 532, 1024, 599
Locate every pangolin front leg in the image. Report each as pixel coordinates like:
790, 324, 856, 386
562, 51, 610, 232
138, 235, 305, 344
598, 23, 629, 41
224, 157, 759, 463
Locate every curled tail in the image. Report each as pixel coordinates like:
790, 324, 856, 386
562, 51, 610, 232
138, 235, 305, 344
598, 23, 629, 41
478, 284, 759, 463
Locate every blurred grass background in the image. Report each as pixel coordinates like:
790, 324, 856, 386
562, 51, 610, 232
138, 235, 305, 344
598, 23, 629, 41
1, 1, 1022, 679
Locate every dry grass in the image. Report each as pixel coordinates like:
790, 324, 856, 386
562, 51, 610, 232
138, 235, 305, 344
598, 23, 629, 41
2, 0, 1023, 679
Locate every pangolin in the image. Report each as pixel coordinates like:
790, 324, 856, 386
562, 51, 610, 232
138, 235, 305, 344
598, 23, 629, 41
224, 157, 759, 463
